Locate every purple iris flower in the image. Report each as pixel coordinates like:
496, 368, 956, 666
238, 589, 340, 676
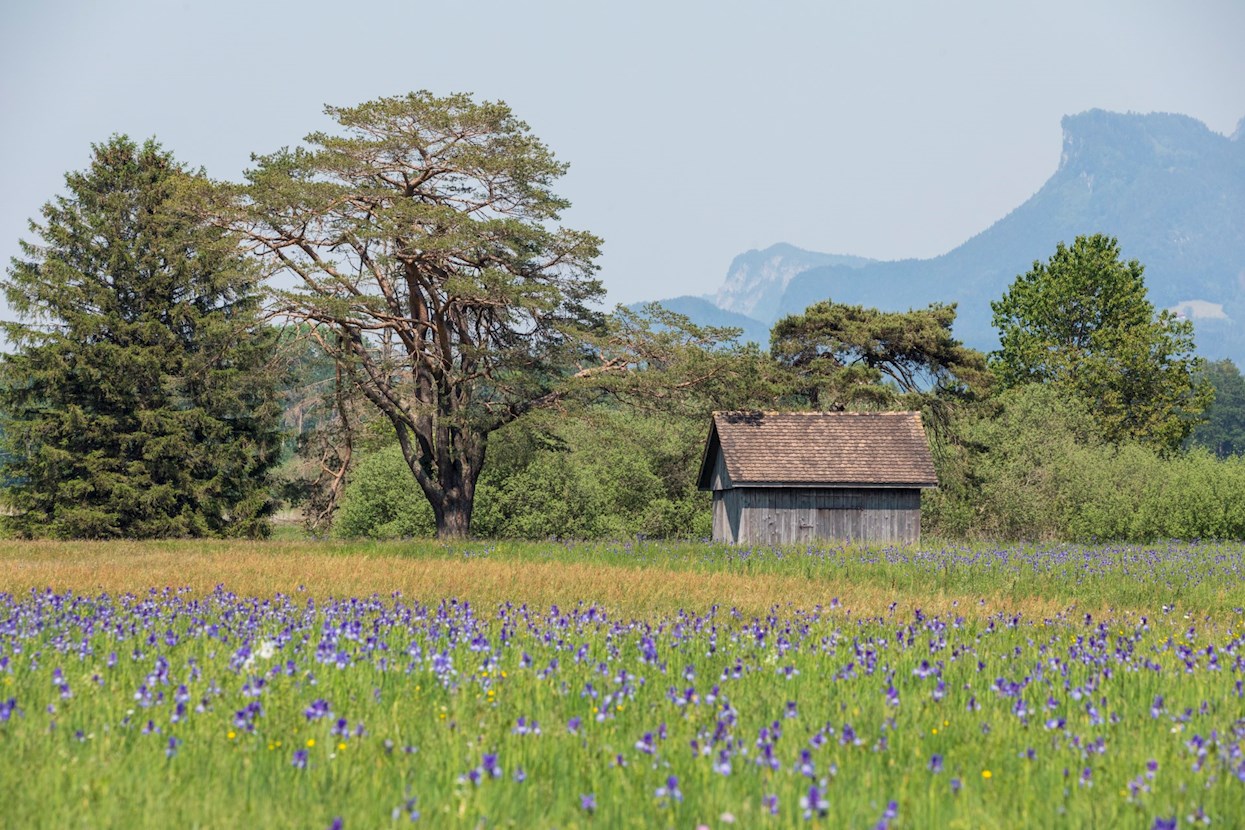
655, 775, 682, 803
305, 696, 331, 721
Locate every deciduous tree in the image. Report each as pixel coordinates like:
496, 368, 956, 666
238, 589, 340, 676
990, 234, 1209, 450
1188, 359, 1245, 458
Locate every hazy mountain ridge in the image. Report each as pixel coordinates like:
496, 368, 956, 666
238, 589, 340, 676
643, 109, 1245, 361
712, 243, 875, 321
629, 295, 773, 346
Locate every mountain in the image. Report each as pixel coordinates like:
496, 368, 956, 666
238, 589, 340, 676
628, 295, 772, 346
712, 243, 875, 322
645, 110, 1245, 362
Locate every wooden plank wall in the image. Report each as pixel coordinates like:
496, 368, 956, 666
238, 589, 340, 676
715, 487, 921, 546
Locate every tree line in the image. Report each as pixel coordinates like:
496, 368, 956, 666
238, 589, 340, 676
4, 91, 1245, 542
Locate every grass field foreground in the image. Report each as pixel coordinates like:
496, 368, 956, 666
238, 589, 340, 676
0, 540, 1243, 827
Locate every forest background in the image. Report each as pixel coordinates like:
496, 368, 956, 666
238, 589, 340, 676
3, 94, 1245, 545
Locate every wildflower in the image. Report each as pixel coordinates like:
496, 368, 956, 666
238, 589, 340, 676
512, 716, 540, 736
799, 784, 829, 819
512, 767, 527, 783
981, 769, 992, 780
929, 753, 944, 773
482, 753, 502, 778
763, 794, 779, 816
567, 716, 582, 735
655, 775, 683, 803
950, 777, 962, 794
391, 796, 420, 822
305, 699, 332, 721
292, 749, 309, 769
796, 749, 816, 778
580, 794, 596, 813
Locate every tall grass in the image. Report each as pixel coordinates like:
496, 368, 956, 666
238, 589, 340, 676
1, 538, 1242, 618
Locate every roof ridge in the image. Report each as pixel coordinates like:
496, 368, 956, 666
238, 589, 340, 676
711, 410, 921, 416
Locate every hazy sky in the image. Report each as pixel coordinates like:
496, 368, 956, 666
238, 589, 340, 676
2, 0, 1242, 309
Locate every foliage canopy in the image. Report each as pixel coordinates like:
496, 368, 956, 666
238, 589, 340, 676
0, 136, 282, 538
223, 92, 605, 537
990, 234, 1209, 450
1188, 359, 1245, 458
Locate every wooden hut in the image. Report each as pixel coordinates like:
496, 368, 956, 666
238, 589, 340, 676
696, 411, 937, 545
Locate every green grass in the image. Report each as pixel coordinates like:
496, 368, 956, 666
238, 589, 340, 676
0, 540, 1243, 827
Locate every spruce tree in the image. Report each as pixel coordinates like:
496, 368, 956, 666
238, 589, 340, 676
1, 136, 282, 538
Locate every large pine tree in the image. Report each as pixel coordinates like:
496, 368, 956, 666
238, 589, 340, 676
1, 136, 282, 538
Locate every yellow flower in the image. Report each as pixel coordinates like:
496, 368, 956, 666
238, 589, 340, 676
981, 770, 993, 779
227, 731, 237, 740
337, 742, 347, 751
306, 738, 316, 748
931, 728, 938, 735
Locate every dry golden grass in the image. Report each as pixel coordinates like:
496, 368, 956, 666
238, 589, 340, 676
0, 539, 1110, 620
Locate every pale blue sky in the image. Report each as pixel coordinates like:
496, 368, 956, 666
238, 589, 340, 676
2, 0, 1242, 308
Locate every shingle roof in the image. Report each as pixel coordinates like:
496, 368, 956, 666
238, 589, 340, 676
697, 411, 938, 489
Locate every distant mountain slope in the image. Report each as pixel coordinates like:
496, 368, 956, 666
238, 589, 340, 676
713, 243, 875, 322
626, 295, 771, 346
646, 110, 1245, 363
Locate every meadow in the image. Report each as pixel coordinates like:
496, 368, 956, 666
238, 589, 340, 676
0, 539, 1242, 828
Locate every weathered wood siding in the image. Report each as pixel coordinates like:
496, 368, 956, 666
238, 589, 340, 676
712, 487, 921, 546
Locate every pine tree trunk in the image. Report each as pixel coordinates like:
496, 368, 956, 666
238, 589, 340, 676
436, 504, 472, 539
429, 448, 481, 540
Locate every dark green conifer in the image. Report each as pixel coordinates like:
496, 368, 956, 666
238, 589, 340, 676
1, 136, 281, 538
